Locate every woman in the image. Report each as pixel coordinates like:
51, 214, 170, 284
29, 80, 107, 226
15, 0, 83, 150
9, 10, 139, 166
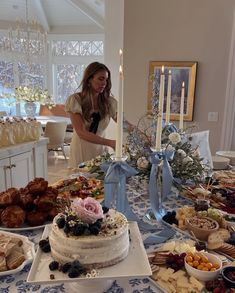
65, 62, 117, 168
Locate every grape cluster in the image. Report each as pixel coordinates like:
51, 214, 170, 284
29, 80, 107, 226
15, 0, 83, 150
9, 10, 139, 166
165, 253, 186, 271
48, 260, 86, 278
205, 279, 231, 293
162, 211, 178, 225
211, 188, 229, 197
39, 238, 51, 253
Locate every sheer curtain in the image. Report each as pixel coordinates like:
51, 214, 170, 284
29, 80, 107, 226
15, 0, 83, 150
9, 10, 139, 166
220, 7, 235, 151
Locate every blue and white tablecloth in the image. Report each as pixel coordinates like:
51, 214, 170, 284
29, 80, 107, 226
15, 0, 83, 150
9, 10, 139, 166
0, 176, 193, 293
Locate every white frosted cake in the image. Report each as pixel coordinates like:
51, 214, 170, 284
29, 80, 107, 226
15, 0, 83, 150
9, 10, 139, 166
49, 197, 129, 269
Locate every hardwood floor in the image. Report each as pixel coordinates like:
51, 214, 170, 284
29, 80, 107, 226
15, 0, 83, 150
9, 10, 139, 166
47, 147, 73, 185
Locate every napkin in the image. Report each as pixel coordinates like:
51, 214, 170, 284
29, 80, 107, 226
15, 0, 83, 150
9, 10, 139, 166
143, 229, 176, 245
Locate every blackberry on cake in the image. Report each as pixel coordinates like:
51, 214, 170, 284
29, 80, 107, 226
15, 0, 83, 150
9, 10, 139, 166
61, 262, 72, 273
39, 238, 51, 253
49, 261, 59, 271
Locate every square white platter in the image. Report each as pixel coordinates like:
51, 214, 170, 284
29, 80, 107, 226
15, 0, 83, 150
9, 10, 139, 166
27, 221, 152, 284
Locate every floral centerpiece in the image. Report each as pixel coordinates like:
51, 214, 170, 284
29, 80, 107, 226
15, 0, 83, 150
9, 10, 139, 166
15, 86, 55, 109
124, 115, 207, 188
76, 115, 207, 190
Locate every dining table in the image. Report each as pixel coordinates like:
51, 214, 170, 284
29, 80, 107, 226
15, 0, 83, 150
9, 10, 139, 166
0, 175, 199, 293
35, 115, 72, 129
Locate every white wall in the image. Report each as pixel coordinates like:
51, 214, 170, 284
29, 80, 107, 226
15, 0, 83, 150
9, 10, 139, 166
123, 0, 235, 154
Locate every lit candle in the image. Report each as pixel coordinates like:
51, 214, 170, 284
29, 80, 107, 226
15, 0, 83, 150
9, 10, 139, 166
115, 56, 123, 159
165, 70, 172, 124
179, 82, 185, 129
155, 66, 165, 151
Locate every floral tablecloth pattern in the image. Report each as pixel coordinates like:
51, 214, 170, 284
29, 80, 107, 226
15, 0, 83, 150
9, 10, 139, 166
0, 176, 194, 293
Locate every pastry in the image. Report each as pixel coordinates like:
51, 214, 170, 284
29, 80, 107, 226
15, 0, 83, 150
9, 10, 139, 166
0, 188, 20, 207
1, 206, 26, 228
6, 249, 25, 270
27, 177, 48, 195
26, 210, 47, 226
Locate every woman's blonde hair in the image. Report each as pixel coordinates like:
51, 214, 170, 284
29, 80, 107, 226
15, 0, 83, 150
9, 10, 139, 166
78, 62, 112, 121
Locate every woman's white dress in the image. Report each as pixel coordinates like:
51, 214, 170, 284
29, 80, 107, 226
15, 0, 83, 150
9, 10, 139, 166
65, 94, 117, 168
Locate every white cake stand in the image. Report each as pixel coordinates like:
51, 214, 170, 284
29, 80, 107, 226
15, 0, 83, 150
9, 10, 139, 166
27, 222, 152, 293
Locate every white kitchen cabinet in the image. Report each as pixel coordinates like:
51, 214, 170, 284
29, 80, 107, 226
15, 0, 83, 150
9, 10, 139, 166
0, 138, 48, 192
33, 143, 48, 180
10, 151, 34, 189
0, 158, 11, 191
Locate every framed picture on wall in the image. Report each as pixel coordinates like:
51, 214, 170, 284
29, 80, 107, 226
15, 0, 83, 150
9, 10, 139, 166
147, 61, 197, 121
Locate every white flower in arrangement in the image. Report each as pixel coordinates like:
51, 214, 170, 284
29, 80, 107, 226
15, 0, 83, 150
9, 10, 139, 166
125, 152, 131, 161
177, 149, 187, 157
192, 149, 200, 157
137, 156, 150, 170
182, 156, 194, 164
166, 144, 175, 152
15, 86, 55, 108
168, 132, 181, 144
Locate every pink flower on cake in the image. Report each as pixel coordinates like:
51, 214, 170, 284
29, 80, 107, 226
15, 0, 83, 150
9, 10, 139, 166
71, 197, 104, 224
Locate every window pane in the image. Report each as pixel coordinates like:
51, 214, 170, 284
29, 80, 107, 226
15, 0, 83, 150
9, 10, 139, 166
56, 64, 87, 104
18, 62, 45, 88
52, 40, 104, 56
0, 61, 15, 115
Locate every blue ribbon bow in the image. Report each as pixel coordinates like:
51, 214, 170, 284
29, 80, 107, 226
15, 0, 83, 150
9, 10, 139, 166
102, 159, 166, 231
101, 160, 138, 218
148, 152, 162, 219
162, 149, 174, 201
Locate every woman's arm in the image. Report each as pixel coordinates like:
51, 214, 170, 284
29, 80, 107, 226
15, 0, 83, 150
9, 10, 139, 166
69, 112, 116, 149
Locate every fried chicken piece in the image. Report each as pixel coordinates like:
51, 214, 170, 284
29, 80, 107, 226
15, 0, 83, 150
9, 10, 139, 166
19, 191, 35, 211
26, 178, 48, 195
0, 188, 20, 207
47, 206, 59, 221
26, 211, 47, 226
1, 206, 26, 228
0, 209, 3, 224
34, 187, 58, 212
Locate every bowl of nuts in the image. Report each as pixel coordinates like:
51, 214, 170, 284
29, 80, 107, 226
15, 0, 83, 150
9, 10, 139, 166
185, 252, 222, 281
186, 216, 219, 241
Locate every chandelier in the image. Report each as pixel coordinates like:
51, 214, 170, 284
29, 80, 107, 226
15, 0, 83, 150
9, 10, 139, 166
4, 0, 48, 65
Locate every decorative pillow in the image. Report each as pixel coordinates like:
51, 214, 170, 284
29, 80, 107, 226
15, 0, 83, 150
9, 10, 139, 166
189, 130, 213, 168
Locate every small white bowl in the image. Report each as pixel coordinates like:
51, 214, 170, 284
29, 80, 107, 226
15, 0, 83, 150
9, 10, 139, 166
184, 252, 222, 281
216, 151, 235, 166
212, 155, 230, 170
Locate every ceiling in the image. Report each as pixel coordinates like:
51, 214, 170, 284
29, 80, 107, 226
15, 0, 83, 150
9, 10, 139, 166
0, 0, 105, 34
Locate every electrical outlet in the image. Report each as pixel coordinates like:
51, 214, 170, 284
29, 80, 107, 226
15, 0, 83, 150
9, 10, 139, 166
208, 112, 218, 122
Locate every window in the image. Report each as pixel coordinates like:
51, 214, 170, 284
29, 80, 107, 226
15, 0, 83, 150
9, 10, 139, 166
0, 34, 104, 113
51, 38, 104, 104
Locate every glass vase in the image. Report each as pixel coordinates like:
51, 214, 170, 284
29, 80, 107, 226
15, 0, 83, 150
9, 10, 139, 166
24, 101, 37, 117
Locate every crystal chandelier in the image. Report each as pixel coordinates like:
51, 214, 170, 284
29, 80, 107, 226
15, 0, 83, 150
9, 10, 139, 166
6, 0, 48, 65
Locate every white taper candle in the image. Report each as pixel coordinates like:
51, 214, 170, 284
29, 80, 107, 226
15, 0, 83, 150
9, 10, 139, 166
155, 66, 165, 151
165, 70, 172, 124
115, 63, 123, 159
179, 82, 185, 129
